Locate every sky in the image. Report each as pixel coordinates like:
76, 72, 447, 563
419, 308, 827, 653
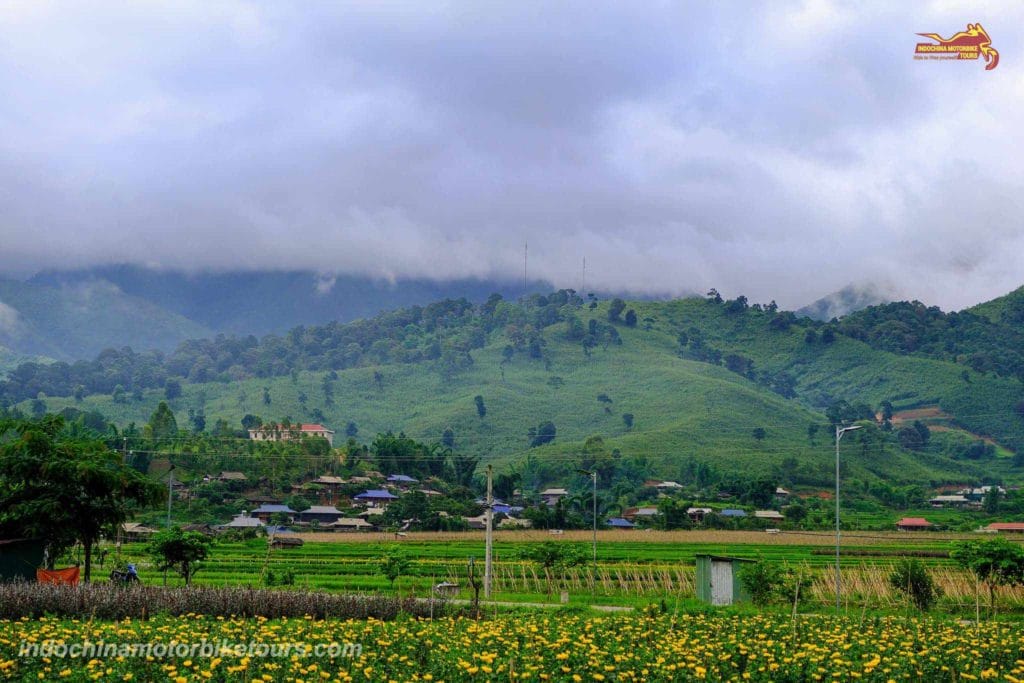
0, 1, 1022, 310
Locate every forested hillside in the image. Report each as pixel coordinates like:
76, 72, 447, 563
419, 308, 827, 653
6, 288, 1024, 488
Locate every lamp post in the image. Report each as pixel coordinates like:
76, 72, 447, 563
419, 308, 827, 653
576, 469, 598, 580
834, 424, 862, 614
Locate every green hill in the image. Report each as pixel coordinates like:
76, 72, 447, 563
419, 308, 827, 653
0, 277, 210, 360
12, 291, 1024, 488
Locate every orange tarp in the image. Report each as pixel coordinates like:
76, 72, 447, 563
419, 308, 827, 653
36, 567, 80, 585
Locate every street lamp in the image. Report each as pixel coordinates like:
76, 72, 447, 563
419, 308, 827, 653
576, 469, 598, 580
834, 424, 862, 614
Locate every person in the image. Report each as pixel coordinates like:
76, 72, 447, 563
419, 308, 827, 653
126, 564, 138, 579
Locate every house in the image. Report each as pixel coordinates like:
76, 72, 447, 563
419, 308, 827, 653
622, 506, 659, 522
720, 509, 747, 518
774, 487, 791, 499
299, 505, 344, 525
223, 512, 264, 529
540, 488, 569, 506
244, 493, 281, 506
270, 536, 304, 548
216, 471, 248, 483
498, 517, 532, 529
348, 476, 373, 485
248, 423, 336, 447
310, 475, 347, 487
961, 485, 1006, 502
386, 474, 419, 488
419, 489, 444, 497
754, 510, 785, 522
463, 514, 488, 530
896, 517, 933, 531
330, 518, 376, 532
687, 507, 713, 523
121, 522, 158, 542
929, 494, 970, 508
251, 504, 296, 522
985, 522, 1024, 534
353, 490, 399, 507
357, 507, 389, 518
606, 517, 635, 529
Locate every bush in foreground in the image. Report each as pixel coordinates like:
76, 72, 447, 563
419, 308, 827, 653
0, 582, 445, 620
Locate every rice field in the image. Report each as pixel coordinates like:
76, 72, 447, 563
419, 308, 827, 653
96, 529, 1024, 611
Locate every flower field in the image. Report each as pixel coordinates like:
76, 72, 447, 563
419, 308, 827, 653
4, 609, 1024, 681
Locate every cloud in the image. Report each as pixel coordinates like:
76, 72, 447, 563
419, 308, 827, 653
0, 301, 22, 334
0, 1, 1022, 309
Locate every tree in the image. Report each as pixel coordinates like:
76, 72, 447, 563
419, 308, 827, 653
262, 387, 272, 406
474, 395, 486, 419
149, 526, 213, 586
807, 423, 820, 444
622, 413, 634, 430
738, 560, 784, 606
517, 542, 587, 595
188, 408, 206, 434
442, 427, 455, 449
0, 416, 164, 582
706, 288, 723, 304
530, 421, 557, 447
241, 414, 262, 431
164, 380, 182, 401
147, 402, 178, 440
624, 309, 638, 327
951, 537, 1024, 616
752, 427, 766, 442
889, 559, 941, 612
345, 421, 358, 438
379, 548, 411, 591
984, 486, 1002, 514
607, 298, 626, 322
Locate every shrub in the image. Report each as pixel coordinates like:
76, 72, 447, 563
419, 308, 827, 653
0, 583, 443, 620
738, 560, 784, 606
889, 559, 941, 611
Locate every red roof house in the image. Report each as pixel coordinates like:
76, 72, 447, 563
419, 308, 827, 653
896, 517, 933, 531
986, 522, 1024, 534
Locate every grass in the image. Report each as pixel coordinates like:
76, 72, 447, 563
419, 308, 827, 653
31, 298, 1024, 486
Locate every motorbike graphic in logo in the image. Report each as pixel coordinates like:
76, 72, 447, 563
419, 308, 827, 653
914, 23, 998, 70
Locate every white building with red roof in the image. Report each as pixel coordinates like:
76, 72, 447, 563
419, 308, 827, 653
248, 423, 335, 446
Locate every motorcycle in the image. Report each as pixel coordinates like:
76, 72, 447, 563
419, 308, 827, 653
109, 564, 140, 584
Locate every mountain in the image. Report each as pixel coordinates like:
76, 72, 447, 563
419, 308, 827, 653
9, 289, 1024, 488
29, 265, 552, 337
0, 278, 210, 361
967, 285, 1024, 326
796, 283, 892, 321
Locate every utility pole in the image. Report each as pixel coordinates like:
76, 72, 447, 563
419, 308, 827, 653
581, 256, 586, 296
834, 424, 862, 614
484, 464, 493, 599
167, 464, 175, 528
577, 469, 598, 584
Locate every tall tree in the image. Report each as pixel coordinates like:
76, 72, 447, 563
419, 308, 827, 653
147, 402, 178, 440
0, 415, 163, 582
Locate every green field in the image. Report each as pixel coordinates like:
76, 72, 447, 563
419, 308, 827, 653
95, 529, 1018, 612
